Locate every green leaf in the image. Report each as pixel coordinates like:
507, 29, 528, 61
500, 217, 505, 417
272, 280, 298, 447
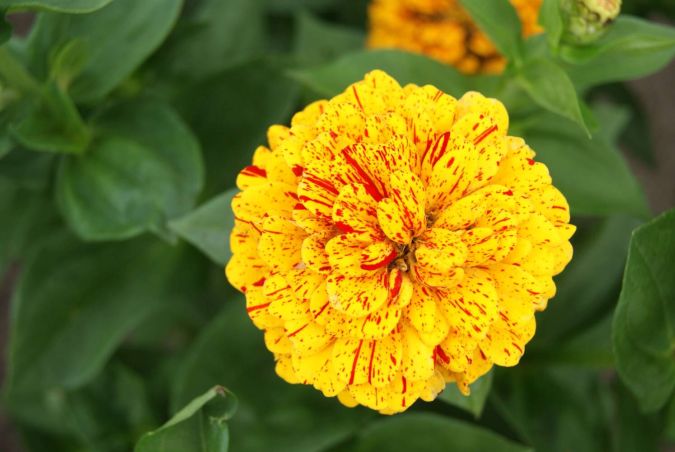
0, 0, 113, 13
4, 231, 194, 397
266, 0, 338, 13
459, 0, 523, 62
594, 86, 656, 166
523, 109, 647, 218
613, 208, 675, 412
155, 0, 265, 81
49, 37, 89, 91
538, 0, 563, 50
438, 371, 493, 418
172, 300, 373, 452
11, 82, 90, 153
527, 314, 615, 369
290, 49, 499, 99
6, 361, 159, 447
562, 16, 675, 88
56, 99, 203, 241
177, 59, 299, 194
135, 386, 237, 452
26, 0, 182, 102
0, 147, 54, 190
293, 11, 364, 65
0, 178, 58, 272
0, 126, 13, 158
1, 12, 12, 45
612, 381, 663, 452
492, 369, 614, 452
666, 396, 675, 443
517, 58, 588, 135
169, 188, 236, 266
344, 413, 531, 452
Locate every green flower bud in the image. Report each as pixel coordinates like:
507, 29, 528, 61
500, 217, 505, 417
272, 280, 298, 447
562, 0, 621, 44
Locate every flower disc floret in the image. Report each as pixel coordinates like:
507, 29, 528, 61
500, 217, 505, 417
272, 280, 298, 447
226, 70, 574, 414
368, 0, 543, 73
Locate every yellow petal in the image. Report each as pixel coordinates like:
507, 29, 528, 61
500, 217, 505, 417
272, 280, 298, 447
406, 285, 449, 346
437, 269, 498, 341
225, 253, 267, 293
326, 234, 397, 276
400, 323, 435, 381
490, 137, 552, 192
286, 320, 333, 355
232, 182, 298, 227
257, 216, 306, 273
332, 183, 381, 235
265, 273, 311, 323
377, 197, 412, 244
489, 263, 541, 325
480, 314, 536, 367
265, 328, 293, 354
326, 271, 390, 317
245, 286, 282, 330
415, 227, 467, 273
301, 233, 332, 275
331, 333, 402, 387
275, 354, 299, 384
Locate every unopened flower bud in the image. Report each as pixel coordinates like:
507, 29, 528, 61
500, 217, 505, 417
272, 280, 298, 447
562, 0, 621, 44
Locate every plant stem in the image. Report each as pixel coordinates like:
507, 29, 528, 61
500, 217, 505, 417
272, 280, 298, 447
0, 45, 41, 95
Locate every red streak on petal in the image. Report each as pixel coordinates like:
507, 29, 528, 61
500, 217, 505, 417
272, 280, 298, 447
389, 271, 403, 300
352, 85, 365, 111
434, 345, 450, 364
292, 165, 304, 176
361, 248, 398, 271
527, 158, 535, 166
335, 221, 357, 233
299, 195, 333, 209
252, 277, 266, 287
234, 216, 262, 234
304, 174, 339, 196
246, 302, 271, 313
266, 285, 291, 297
429, 131, 451, 167
349, 340, 365, 385
503, 189, 513, 196
367, 342, 377, 384
240, 165, 267, 178
314, 302, 330, 319
341, 146, 384, 201
474, 125, 498, 145
288, 323, 309, 337
551, 205, 567, 210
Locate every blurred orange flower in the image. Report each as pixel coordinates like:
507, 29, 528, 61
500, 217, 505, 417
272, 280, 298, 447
368, 0, 543, 73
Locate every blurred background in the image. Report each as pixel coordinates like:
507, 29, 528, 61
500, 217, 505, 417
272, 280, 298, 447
1, 0, 675, 450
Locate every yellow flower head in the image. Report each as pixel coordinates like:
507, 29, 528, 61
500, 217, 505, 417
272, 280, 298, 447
226, 70, 574, 414
367, 0, 543, 73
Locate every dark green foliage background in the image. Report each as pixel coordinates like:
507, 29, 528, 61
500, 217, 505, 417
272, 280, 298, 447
1, 0, 674, 450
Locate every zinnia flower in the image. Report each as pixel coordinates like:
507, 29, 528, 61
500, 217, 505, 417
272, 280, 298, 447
226, 70, 574, 414
367, 0, 543, 74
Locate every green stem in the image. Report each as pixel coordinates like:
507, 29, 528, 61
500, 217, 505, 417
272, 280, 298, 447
0, 45, 41, 95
